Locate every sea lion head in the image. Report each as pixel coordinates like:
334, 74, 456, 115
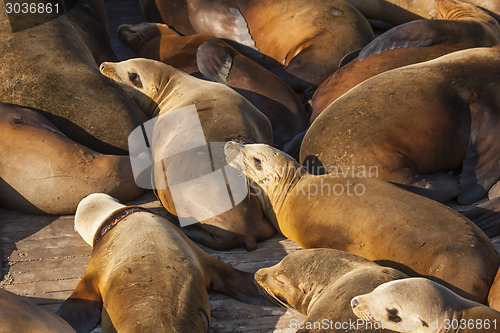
436, 0, 494, 22
100, 58, 168, 117
74, 193, 125, 246
351, 278, 457, 332
224, 142, 302, 196
117, 22, 163, 53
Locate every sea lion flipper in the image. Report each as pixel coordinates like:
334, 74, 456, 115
57, 275, 102, 333
196, 39, 234, 84
339, 48, 362, 67
358, 20, 452, 60
463, 198, 500, 238
207, 259, 271, 306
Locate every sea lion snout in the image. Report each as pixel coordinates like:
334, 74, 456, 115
99, 62, 107, 72
224, 141, 244, 163
351, 297, 359, 308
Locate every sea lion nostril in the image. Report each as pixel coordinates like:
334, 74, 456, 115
99, 63, 106, 71
351, 298, 359, 308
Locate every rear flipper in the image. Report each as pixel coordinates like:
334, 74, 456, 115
57, 275, 102, 333
207, 259, 274, 306
196, 38, 234, 84
180, 222, 258, 251
464, 197, 500, 238
398, 171, 462, 203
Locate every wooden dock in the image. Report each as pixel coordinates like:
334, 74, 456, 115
0, 0, 306, 331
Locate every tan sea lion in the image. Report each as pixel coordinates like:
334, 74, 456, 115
117, 23, 308, 148
255, 248, 408, 333
184, 0, 374, 91
352, 277, 500, 332
0, 103, 143, 215
100, 58, 275, 250
311, 0, 500, 121
0, 0, 148, 154
57, 193, 267, 332
383, 0, 500, 19
224, 142, 500, 303
301, 46, 500, 204
0, 288, 76, 333
489, 268, 500, 311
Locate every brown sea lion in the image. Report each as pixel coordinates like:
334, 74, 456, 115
352, 278, 500, 332
301, 46, 500, 204
490, 181, 500, 199
57, 193, 266, 332
310, 0, 500, 121
224, 142, 500, 303
0, 288, 76, 333
100, 58, 275, 250
117, 23, 308, 148
0, 0, 148, 154
0, 103, 143, 215
184, 0, 374, 91
255, 248, 408, 333
489, 268, 500, 310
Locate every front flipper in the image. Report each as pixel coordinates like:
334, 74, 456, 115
464, 197, 500, 238
180, 222, 257, 251
57, 275, 102, 333
196, 38, 234, 84
358, 20, 464, 60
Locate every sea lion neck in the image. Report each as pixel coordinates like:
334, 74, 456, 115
155, 68, 192, 117
267, 160, 306, 216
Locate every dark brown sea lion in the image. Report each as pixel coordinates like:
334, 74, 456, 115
352, 278, 500, 333
57, 193, 266, 332
100, 58, 275, 250
301, 46, 500, 204
117, 23, 308, 148
184, 0, 374, 91
0, 103, 143, 215
225, 142, 500, 303
0, 288, 76, 333
0, 0, 148, 154
256, 249, 408, 333
310, 0, 500, 121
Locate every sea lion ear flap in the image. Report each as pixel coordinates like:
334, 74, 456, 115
419, 317, 429, 327
196, 38, 234, 84
57, 275, 103, 333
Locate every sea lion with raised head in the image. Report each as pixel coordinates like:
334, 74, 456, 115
0, 102, 143, 215
0, 0, 148, 154
255, 248, 408, 333
310, 0, 500, 121
57, 193, 267, 332
0, 288, 76, 333
225, 142, 499, 303
351, 277, 500, 332
100, 58, 275, 250
301, 46, 500, 204
117, 23, 308, 148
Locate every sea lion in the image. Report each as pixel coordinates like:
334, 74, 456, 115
117, 23, 308, 148
224, 142, 500, 303
184, 0, 374, 91
301, 46, 500, 204
0, 0, 148, 154
310, 0, 500, 121
351, 277, 500, 332
489, 268, 500, 310
57, 193, 266, 332
0, 288, 76, 333
255, 248, 408, 333
100, 58, 275, 250
0, 102, 143, 215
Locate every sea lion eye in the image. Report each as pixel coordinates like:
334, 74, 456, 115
128, 72, 138, 81
386, 308, 401, 322
253, 157, 262, 169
